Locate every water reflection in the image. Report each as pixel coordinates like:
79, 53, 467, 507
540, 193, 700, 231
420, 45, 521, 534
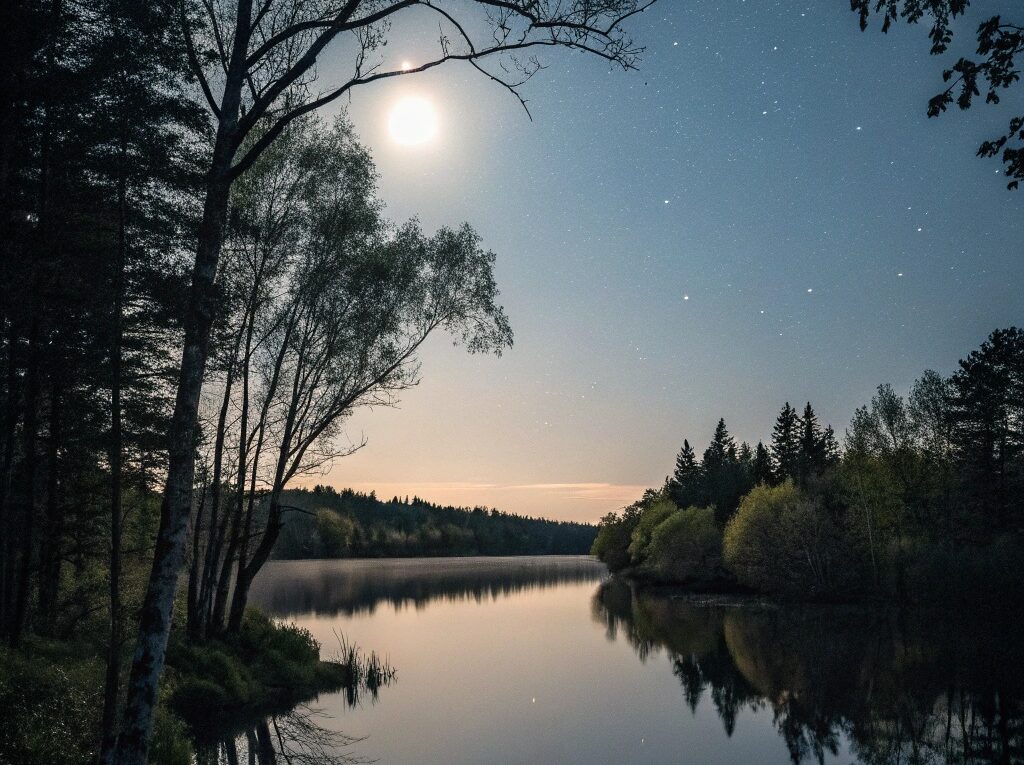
250, 555, 607, 617
194, 706, 364, 765
592, 580, 1024, 764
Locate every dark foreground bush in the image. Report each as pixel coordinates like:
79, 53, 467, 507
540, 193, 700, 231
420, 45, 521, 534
0, 648, 100, 765
166, 610, 348, 730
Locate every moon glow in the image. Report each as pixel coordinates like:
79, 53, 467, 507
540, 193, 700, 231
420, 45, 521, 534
388, 97, 439, 146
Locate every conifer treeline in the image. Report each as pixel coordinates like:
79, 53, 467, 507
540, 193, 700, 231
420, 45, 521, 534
668, 403, 839, 526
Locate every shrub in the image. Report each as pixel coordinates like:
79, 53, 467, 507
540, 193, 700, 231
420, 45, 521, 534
644, 506, 723, 583
724, 481, 867, 597
0, 649, 99, 765
627, 499, 678, 563
167, 609, 328, 725
591, 512, 637, 571
149, 707, 193, 765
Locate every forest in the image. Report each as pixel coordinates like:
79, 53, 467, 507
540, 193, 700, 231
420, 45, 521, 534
272, 486, 597, 559
0, 0, 652, 763
592, 327, 1024, 603
3, 0, 1023, 761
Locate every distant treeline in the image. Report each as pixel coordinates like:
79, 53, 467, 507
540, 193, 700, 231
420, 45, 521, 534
593, 327, 1024, 603
273, 486, 597, 559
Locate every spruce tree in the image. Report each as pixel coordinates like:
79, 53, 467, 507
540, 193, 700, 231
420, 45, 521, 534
771, 402, 801, 480
752, 441, 774, 485
669, 439, 701, 508
821, 425, 840, 467
704, 418, 736, 469
798, 402, 826, 480
703, 419, 746, 526
673, 439, 699, 485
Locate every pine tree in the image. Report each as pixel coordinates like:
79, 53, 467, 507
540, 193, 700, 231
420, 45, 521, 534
702, 419, 747, 525
771, 402, 801, 480
704, 418, 736, 469
670, 439, 701, 508
752, 441, 774, 485
673, 440, 699, 485
821, 425, 840, 466
798, 402, 826, 480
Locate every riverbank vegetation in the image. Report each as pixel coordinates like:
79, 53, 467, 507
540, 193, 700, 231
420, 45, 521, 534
272, 486, 596, 559
593, 328, 1024, 603
0, 612, 389, 765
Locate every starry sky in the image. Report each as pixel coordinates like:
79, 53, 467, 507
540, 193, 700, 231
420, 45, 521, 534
308, 1, 1024, 523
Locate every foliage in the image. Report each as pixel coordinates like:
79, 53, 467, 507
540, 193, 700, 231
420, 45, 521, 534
590, 488, 664, 572
853, 0, 1024, 189
275, 487, 597, 559
165, 610, 347, 729
597, 328, 1024, 602
189, 113, 517, 636
723, 482, 867, 598
626, 499, 678, 563
643, 506, 723, 584
147, 707, 192, 765
0, 647, 102, 765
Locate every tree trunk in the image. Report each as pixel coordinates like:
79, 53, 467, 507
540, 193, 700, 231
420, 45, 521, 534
114, 2, 255, 757
0, 324, 20, 630
36, 380, 62, 632
98, 159, 126, 762
113, 157, 234, 765
191, 323, 244, 639
9, 307, 39, 648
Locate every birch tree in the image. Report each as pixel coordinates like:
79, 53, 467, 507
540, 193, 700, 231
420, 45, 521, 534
119, 3, 654, 762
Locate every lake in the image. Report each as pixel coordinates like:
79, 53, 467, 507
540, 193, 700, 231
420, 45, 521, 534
224, 556, 1023, 764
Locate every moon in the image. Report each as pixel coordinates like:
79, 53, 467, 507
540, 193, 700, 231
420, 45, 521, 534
388, 96, 439, 146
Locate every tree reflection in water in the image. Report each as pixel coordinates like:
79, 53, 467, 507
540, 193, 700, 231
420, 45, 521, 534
592, 579, 1023, 764
193, 645, 393, 765
194, 705, 367, 765
250, 556, 608, 618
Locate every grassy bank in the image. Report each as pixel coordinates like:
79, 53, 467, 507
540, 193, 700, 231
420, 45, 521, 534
0, 609, 389, 765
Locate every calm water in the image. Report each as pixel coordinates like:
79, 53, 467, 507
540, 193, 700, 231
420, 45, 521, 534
221, 556, 1023, 765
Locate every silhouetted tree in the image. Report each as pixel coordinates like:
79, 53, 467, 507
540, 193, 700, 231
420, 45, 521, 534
702, 419, 748, 525
752, 441, 773, 485
669, 439, 701, 507
772, 402, 801, 481
948, 327, 1024, 530
853, 1, 1024, 188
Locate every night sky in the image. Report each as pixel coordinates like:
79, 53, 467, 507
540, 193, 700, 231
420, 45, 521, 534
312, 1, 1024, 522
